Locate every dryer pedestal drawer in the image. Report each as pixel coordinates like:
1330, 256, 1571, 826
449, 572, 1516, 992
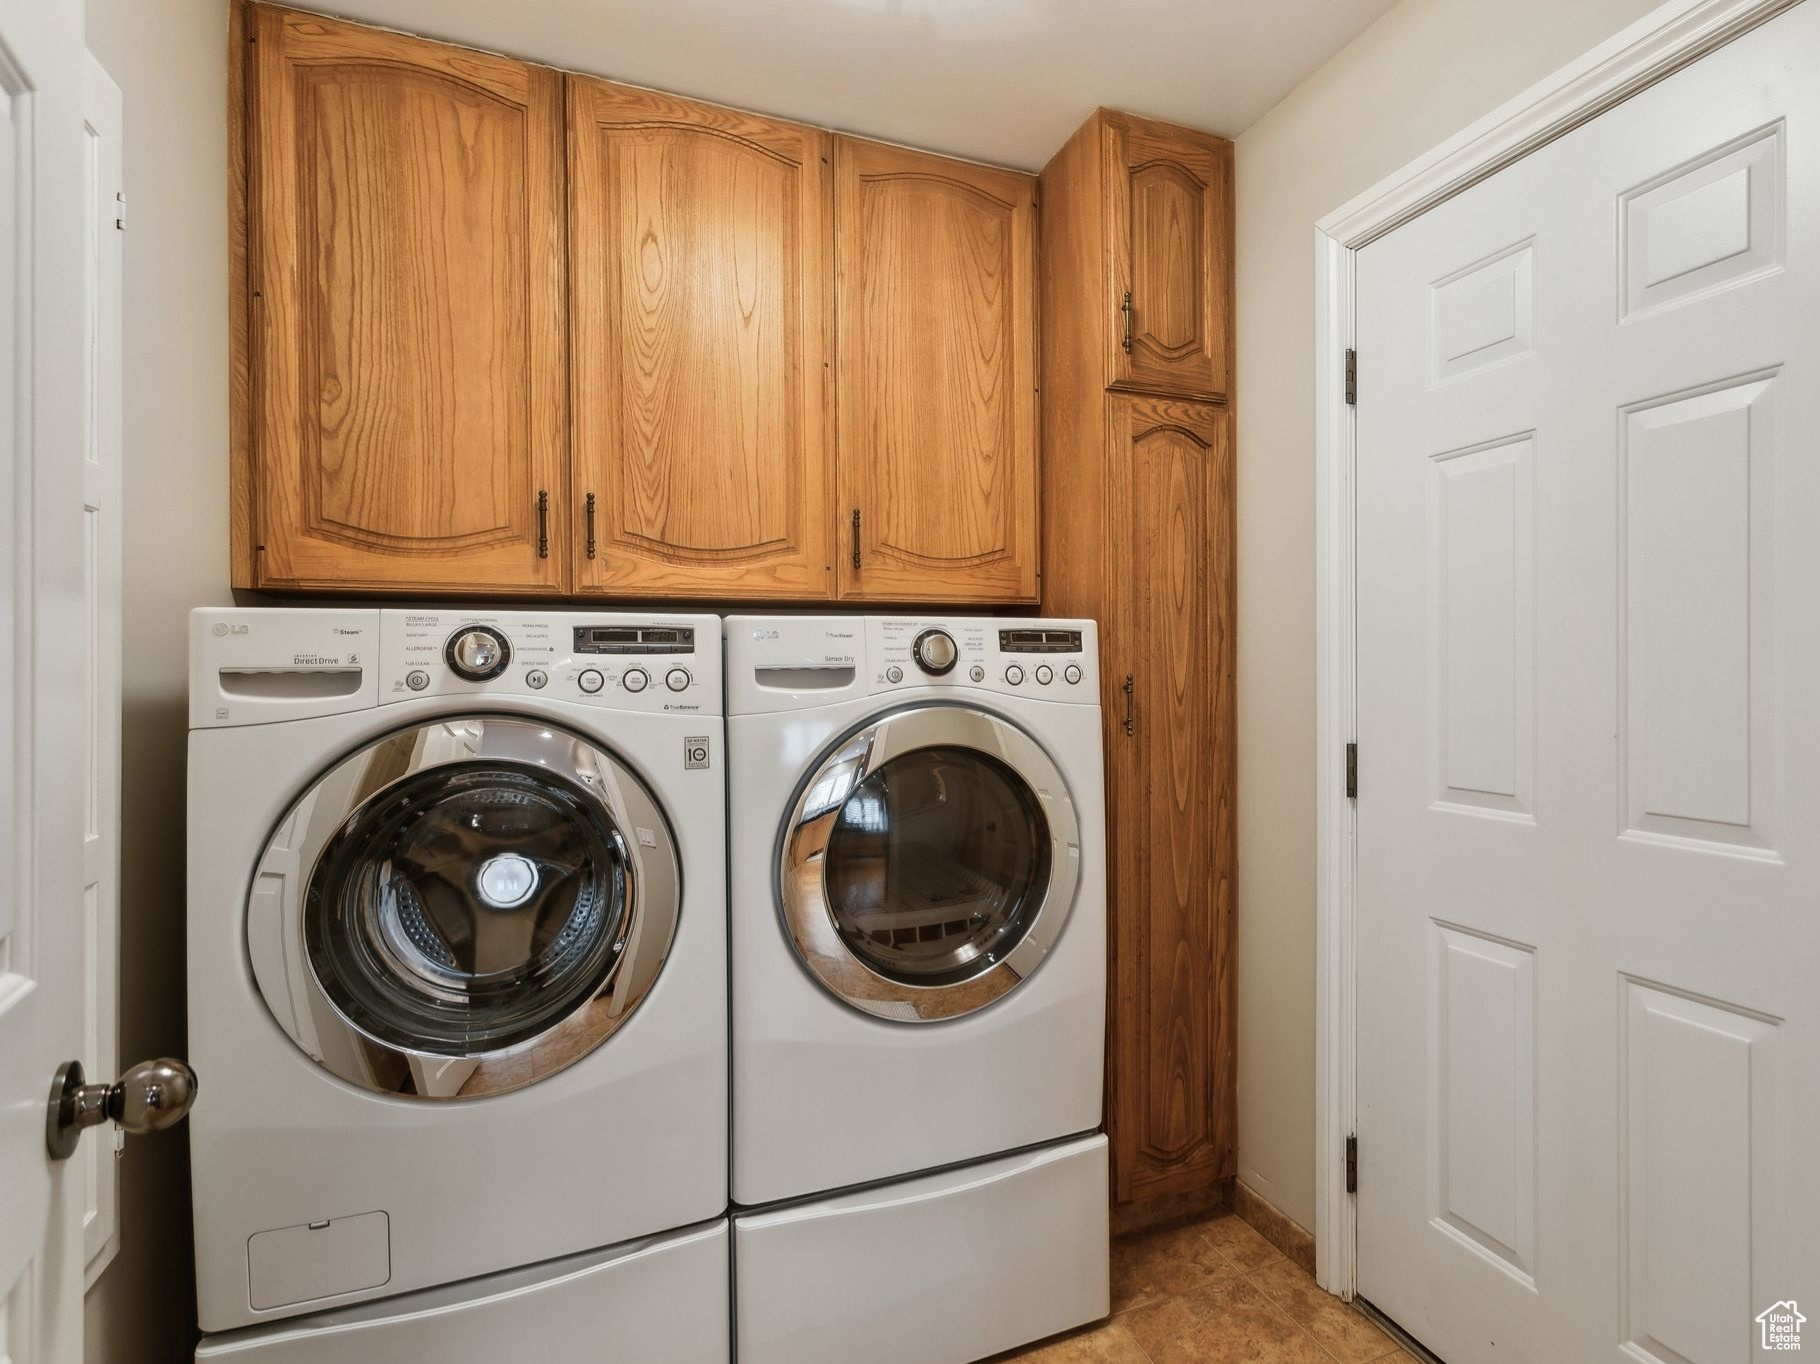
734, 1134, 1109, 1364
195, 1220, 729, 1364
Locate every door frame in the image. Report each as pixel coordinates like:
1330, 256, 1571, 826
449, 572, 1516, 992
1309, 0, 1800, 1298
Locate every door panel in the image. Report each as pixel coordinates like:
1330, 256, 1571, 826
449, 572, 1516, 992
1105, 117, 1230, 399
1105, 395, 1234, 1201
835, 136, 1038, 602
1354, 8, 1818, 1360
249, 6, 566, 592
0, 0, 92, 1356
568, 78, 833, 599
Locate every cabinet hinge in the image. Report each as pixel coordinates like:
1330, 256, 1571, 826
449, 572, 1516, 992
1345, 742, 1358, 800
1344, 348, 1357, 406
1346, 1134, 1358, 1194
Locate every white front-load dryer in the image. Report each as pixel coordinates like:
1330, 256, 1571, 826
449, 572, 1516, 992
187, 607, 727, 1358
727, 616, 1109, 1364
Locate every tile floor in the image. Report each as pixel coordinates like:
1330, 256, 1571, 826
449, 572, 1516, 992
989, 1209, 1414, 1364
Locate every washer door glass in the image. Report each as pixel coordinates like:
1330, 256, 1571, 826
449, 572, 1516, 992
781, 707, 1080, 1022
249, 717, 681, 1100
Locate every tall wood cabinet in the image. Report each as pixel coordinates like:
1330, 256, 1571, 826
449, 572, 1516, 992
233, 4, 1040, 603
1040, 110, 1236, 1209
834, 136, 1040, 603
242, 6, 568, 593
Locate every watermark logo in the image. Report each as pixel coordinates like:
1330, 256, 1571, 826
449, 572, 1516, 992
1757, 1300, 1804, 1351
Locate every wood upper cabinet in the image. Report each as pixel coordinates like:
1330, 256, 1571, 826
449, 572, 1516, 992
834, 136, 1039, 603
567, 78, 835, 599
1106, 395, 1234, 1204
1104, 113, 1231, 401
243, 5, 567, 592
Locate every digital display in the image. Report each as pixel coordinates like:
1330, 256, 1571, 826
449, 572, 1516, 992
574, 626, 696, 655
999, 629, 1083, 654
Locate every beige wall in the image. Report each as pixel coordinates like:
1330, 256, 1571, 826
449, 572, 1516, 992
82, 1, 232, 1360
1231, 0, 1665, 1232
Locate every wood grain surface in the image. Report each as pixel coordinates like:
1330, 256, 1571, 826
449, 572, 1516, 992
568, 77, 834, 599
834, 135, 1039, 603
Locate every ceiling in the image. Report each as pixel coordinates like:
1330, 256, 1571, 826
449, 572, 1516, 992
311, 0, 1400, 169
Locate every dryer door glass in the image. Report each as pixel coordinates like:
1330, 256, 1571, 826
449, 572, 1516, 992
248, 717, 682, 1100
781, 706, 1081, 1023
821, 747, 1050, 987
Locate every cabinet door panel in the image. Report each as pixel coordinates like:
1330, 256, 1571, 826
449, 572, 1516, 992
1106, 395, 1235, 1201
1105, 118, 1230, 400
835, 137, 1038, 602
569, 79, 833, 598
249, 6, 566, 592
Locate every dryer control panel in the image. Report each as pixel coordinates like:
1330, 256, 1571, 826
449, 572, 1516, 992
725, 616, 1099, 715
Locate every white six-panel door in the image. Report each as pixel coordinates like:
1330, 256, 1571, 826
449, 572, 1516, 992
0, 0, 111, 1359
1355, 4, 1817, 1360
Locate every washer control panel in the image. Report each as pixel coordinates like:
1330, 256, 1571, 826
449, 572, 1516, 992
379, 610, 720, 714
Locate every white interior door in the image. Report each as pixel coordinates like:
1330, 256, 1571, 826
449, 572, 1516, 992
1355, 5, 1818, 1361
0, 1, 111, 1360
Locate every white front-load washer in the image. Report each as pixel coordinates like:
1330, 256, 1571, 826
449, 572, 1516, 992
188, 607, 728, 1361
726, 616, 1109, 1364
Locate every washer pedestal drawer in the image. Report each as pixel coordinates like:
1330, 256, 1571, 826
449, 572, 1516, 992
735, 1134, 1109, 1364
195, 1219, 728, 1364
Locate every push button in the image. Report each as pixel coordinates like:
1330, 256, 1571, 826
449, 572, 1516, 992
525, 668, 548, 690
665, 668, 691, 692
622, 668, 649, 693
1035, 664, 1054, 685
406, 670, 430, 692
1064, 663, 1083, 685
1005, 664, 1025, 686
578, 669, 604, 695
886, 665, 904, 684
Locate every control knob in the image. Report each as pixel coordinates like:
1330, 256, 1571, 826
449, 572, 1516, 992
445, 625, 510, 682
911, 628, 958, 676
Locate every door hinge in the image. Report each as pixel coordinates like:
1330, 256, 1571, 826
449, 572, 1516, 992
1346, 1134, 1358, 1194
113, 191, 126, 231
1345, 742, 1358, 800
1344, 348, 1357, 406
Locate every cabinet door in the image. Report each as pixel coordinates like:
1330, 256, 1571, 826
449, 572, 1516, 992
834, 137, 1038, 603
1104, 116, 1231, 401
248, 6, 566, 592
1105, 395, 1235, 1202
568, 79, 834, 599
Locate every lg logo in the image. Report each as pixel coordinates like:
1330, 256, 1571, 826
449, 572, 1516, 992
211, 621, 249, 637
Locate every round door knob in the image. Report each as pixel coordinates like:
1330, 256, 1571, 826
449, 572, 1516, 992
911, 629, 958, 676
623, 668, 649, 693
1035, 664, 1054, 685
577, 669, 605, 694
665, 668, 691, 692
47, 1057, 198, 1161
1005, 664, 1025, 686
445, 626, 510, 681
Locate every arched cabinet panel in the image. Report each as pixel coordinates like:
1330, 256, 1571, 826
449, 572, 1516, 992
1106, 115, 1231, 400
247, 5, 567, 592
834, 136, 1039, 603
567, 78, 834, 599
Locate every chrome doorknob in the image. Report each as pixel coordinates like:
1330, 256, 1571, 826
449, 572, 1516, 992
47, 1057, 197, 1161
